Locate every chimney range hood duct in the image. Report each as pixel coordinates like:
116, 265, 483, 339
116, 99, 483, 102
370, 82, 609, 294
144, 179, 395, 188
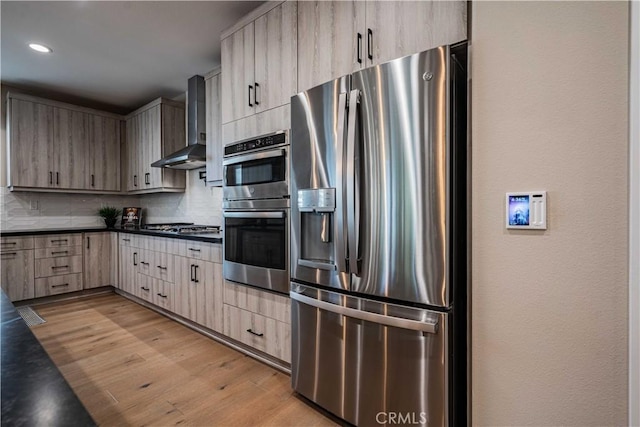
151, 75, 206, 170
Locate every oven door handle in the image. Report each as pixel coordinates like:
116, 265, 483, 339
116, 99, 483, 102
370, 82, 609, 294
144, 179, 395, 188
223, 211, 285, 219
223, 148, 285, 166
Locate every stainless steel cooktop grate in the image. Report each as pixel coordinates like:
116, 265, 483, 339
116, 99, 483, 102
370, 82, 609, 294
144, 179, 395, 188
16, 306, 46, 327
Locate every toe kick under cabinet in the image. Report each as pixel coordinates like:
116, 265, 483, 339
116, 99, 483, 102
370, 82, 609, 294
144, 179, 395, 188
34, 234, 84, 297
223, 280, 291, 363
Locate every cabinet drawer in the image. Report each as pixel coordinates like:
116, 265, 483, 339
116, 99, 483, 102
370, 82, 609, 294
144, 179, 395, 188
0, 236, 34, 251
176, 240, 222, 263
35, 234, 82, 249
223, 304, 291, 363
223, 280, 290, 324
35, 273, 83, 297
35, 255, 83, 278
151, 252, 174, 283
35, 245, 83, 259
152, 278, 174, 312
119, 233, 139, 247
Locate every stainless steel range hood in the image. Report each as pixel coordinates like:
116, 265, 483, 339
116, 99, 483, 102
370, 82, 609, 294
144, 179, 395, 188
151, 75, 206, 170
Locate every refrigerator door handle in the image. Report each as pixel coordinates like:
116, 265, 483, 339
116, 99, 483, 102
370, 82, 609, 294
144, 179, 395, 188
346, 89, 360, 275
290, 288, 439, 334
335, 91, 349, 274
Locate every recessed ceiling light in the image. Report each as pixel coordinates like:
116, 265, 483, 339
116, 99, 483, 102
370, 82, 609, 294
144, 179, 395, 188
28, 43, 52, 53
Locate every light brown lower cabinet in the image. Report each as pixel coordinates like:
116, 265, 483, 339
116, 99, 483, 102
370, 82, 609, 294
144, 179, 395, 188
1, 236, 35, 301
223, 304, 291, 363
83, 232, 113, 289
175, 256, 223, 333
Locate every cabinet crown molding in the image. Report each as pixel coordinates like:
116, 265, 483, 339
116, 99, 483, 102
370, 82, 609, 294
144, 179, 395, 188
220, 0, 285, 40
7, 92, 125, 120
124, 97, 184, 119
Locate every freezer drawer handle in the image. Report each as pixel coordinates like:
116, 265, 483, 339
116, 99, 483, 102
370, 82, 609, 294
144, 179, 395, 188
290, 291, 439, 334
246, 329, 264, 337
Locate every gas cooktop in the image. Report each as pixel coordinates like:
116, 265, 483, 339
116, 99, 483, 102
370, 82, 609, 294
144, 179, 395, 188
141, 223, 221, 235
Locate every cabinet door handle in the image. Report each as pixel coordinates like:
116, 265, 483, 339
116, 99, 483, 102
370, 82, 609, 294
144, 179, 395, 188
51, 250, 68, 255
49, 171, 53, 185
140, 261, 149, 266
141, 286, 150, 292
56, 172, 59, 185
1, 252, 17, 256
1, 242, 17, 246
51, 239, 68, 243
51, 283, 69, 288
246, 329, 264, 337
194, 265, 199, 283
188, 248, 201, 252
190, 264, 195, 282
51, 265, 69, 269
133, 252, 138, 266
357, 32, 362, 64
367, 28, 373, 61
86, 237, 90, 249
248, 85, 253, 107
91, 174, 95, 187
134, 175, 138, 187
145, 173, 150, 185
123, 238, 131, 242
254, 82, 260, 106
157, 293, 168, 299
156, 265, 167, 270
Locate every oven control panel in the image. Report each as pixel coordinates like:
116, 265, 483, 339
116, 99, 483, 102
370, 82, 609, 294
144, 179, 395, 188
224, 131, 287, 156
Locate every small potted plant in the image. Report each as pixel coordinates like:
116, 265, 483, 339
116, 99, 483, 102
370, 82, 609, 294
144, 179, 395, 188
98, 206, 121, 228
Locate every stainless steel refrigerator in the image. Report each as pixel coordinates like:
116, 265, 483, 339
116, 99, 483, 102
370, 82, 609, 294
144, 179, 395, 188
289, 42, 468, 426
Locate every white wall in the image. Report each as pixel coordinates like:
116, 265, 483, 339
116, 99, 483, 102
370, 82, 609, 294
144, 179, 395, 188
471, 1, 629, 425
629, 1, 640, 424
0, 84, 223, 230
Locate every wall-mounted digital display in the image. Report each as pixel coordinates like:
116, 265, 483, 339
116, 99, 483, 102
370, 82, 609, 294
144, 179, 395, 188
506, 192, 547, 230
508, 195, 530, 226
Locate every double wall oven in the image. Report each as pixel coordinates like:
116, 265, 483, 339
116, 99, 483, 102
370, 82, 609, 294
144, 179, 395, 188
222, 131, 289, 294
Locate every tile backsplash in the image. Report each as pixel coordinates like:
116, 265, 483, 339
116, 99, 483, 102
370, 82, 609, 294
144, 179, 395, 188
1, 170, 222, 231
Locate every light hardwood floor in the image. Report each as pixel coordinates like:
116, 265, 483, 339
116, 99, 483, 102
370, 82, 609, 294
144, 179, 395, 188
30, 293, 337, 427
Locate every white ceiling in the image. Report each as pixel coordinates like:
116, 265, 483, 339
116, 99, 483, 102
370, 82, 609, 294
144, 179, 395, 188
1, 1, 264, 114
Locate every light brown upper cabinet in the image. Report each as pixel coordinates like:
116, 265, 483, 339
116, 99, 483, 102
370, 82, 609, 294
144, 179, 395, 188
124, 98, 186, 194
297, 1, 467, 92
205, 70, 223, 186
221, 1, 297, 125
86, 115, 121, 191
7, 93, 122, 193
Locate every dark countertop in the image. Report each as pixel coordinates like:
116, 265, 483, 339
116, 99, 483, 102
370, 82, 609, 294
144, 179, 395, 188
0, 227, 108, 237
114, 227, 223, 244
1, 290, 96, 427
1, 227, 223, 244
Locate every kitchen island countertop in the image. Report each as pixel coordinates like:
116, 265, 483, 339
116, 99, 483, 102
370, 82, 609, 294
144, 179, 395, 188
0, 290, 96, 426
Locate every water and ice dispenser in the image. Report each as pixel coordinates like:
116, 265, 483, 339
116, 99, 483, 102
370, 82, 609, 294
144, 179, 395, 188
297, 188, 337, 270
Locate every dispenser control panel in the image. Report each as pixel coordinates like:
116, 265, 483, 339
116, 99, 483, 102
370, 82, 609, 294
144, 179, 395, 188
506, 191, 547, 230
298, 188, 336, 212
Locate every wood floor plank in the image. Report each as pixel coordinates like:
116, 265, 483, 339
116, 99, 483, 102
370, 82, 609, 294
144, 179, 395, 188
28, 293, 338, 426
